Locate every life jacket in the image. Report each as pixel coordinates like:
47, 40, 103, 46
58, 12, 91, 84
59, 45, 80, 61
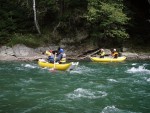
46, 50, 54, 62
100, 51, 105, 56
45, 50, 52, 56
48, 55, 54, 59
112, 51, 118, 58
60, 53, 66, 63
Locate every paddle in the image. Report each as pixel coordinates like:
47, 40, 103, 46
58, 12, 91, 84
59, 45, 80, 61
79, 49, 101, 60
54, 53, 56, 69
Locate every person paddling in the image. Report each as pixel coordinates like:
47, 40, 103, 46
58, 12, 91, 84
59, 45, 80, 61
99, 48, 105, 58
111, 49, 118, 58
56, 48, 66, 64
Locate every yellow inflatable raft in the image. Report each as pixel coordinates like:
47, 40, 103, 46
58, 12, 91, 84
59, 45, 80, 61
38, 59, 79, 71
90, 56, 126, 62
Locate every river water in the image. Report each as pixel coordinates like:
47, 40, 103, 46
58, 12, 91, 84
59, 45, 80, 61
0, 60, 150, 113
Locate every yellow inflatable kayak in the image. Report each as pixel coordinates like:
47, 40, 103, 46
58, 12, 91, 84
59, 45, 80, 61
38, 59, 79, 71
90, 56, 126, 62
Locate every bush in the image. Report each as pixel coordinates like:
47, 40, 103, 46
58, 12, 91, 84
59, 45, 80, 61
7, 34, 41, 47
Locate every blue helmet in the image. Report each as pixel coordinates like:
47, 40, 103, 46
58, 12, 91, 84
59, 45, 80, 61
59, 48, 64, 53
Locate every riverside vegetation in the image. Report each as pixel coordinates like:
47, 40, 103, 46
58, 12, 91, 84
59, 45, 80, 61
0, 0, 150, 57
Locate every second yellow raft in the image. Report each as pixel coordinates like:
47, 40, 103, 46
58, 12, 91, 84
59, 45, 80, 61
90, 56, 126, 62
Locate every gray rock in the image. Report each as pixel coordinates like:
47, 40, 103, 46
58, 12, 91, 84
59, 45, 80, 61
0, 46, 7, 56
122, 52, 139, 59
0, 55, 18, 61
122, 47, 128, 52
35, 47, 47, 53
0, 44, 150, 61
13, 44, 37, 57
104, 49, 111, 54
5, 47, 14, 56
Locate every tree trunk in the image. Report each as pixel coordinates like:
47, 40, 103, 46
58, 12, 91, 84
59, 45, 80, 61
33, 0, 41, 34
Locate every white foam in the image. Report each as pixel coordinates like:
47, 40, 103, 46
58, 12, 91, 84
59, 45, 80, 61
15, 64, 37, 70
107, 79, 118, 82
23, 64, 37, 69
126, 66, 150, 74
147, 78, 150, 82
66, 88, 107, 99
69, 66, 95, 74
101, 106, 118, 113
132, 63, 137, 66
101, 106, 137, 113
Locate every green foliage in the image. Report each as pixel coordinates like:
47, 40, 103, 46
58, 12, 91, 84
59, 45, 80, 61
0, 0, 34, 43
86, 0, 130, 46
109, 29, 129, 39
0, 0, 17, 41
0, 0, 133, 48
7, 34, 39, 47
7, 33, 53, 48
100, 2, 128, 25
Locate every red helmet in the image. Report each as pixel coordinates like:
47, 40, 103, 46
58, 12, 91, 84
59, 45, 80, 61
49, 50, 53, 53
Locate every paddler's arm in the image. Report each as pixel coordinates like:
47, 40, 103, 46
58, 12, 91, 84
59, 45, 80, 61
56, 54, 63, 62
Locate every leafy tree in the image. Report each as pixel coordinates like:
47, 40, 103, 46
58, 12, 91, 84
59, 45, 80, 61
1, 1, 16, 42
51, 0, 88, 38
86, 0, 130, 47
0, 0, 131, 47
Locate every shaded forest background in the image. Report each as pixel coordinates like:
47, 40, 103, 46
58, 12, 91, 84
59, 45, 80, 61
0, 0, 150, 50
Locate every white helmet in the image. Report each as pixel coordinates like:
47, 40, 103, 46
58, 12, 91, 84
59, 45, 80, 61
101, 49, 104, 51
113, 49, 116, 51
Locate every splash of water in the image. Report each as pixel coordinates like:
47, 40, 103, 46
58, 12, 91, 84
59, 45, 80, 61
23, 64, 37, 69
69, 65, 96, 74
101, 106, 137, 113
66, 88, 107, 99
126, 66, 150, 74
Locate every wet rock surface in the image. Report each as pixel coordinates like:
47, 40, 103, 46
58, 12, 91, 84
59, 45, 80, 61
0, 44, 150, 61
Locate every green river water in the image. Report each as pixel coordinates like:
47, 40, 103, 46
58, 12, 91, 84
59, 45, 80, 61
0, 60, 150, 113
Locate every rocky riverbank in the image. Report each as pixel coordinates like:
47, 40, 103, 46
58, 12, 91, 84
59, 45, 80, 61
0, 44, 150, 61
0, 44, 78, 61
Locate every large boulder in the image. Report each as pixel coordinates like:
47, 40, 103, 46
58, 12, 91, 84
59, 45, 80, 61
13, 44, 37, 57
0, 46, 7, 56
138, 53, 150, 60
35, 45, 59, 54
0, 44, 48, 61
0, 46, 16, 61
122, 52, 139, 59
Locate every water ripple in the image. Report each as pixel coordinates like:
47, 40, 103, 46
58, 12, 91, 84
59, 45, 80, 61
101, 106, 140, 113
66, 88, 107, 99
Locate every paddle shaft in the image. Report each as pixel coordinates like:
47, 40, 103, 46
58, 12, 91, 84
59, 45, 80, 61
79, 49, 100, 60
54, 53, 56, 69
